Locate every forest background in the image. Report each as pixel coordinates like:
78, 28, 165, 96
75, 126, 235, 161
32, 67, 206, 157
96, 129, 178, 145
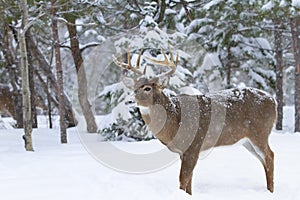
0, 0, 300, 149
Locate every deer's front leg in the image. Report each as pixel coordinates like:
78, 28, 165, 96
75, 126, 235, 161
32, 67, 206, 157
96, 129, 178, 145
179, 154, 197, 195
186, 172, 193, 194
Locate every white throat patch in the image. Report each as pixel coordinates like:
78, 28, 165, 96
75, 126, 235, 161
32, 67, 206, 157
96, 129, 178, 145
138, 106, 150, 115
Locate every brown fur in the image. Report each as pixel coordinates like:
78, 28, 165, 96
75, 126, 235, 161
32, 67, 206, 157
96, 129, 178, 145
0, 85, 47, 119
133, 77, 276, 195
0, 85, 16, 118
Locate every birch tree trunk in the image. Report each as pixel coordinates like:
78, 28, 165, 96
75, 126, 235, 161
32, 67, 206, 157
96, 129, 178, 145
290, 16, 300, 132
19, 0, 33, 151
274, 18, 283, 130
51, 0, 67, 143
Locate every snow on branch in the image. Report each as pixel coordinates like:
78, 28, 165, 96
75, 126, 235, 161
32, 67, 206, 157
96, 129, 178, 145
56, 17, 97, 27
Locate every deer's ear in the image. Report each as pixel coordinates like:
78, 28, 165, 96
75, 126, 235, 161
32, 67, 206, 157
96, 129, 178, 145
158, 76, 169, 88
122, 77, 135, 90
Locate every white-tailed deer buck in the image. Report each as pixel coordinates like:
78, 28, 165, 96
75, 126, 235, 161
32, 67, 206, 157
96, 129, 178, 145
113, 49, 276, 195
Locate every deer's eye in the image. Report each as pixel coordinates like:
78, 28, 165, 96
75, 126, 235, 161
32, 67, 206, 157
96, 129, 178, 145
144, 86, 152, 92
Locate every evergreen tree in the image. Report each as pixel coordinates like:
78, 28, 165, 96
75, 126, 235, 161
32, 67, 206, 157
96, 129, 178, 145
186, 0, 275, 91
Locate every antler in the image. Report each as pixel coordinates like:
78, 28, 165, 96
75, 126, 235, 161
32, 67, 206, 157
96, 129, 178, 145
112, 51, 143, 75
145, 48, 178, 77
113, 48, 179, 77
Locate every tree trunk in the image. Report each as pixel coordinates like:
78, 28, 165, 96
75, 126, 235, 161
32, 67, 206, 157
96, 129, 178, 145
1, 23, 23, 128
51, 0, 67, 143
274, 18, 283, 130
65, 14, 97, 133
290, 17, 300, 132
47, 77, 53, 129
19, 0, 33, 151
26, 32, 38, 128
295, 71, 300, 132
26, 33, 77, 128
156, 0, 166, 24
226, 48, 232, 89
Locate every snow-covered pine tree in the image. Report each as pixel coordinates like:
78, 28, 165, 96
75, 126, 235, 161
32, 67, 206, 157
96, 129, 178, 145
260, 0, 291, 130
289, 3, 300, 132
185, 0, 275, 92
262, 0, 300, 132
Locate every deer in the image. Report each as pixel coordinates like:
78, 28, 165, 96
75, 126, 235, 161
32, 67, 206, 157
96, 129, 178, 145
0, 84, 49, 119
113, 49, 276, 195
0, 84, 16, 119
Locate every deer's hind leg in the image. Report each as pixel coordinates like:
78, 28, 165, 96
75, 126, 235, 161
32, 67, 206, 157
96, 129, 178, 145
243, 139, 274, 193
264, 144, 274, 192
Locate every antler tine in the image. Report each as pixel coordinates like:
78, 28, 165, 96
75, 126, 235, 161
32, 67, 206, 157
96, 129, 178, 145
169, 49, 174, 64
145, 48, 178, 77
127, 51, 132, 69
136, 50, 143, 69
145, 48, 176, 68
136, 49, 149, 75
112, 54, 124, 68
112, 51, 143, 75
175, 52, 179, 66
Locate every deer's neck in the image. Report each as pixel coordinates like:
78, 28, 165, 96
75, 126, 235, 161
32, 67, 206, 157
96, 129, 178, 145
139, 92, 179, 146
138, 92, 176, 121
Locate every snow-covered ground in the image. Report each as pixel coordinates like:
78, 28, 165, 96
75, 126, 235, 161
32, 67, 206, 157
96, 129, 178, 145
0, 107, 300, 200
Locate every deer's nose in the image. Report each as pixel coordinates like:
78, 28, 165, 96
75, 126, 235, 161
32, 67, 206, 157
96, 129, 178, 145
125, 94, 136, 106
125, 100, 135, 105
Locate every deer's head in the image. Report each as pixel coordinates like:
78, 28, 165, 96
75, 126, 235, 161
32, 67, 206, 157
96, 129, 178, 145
113, 49, 178, 107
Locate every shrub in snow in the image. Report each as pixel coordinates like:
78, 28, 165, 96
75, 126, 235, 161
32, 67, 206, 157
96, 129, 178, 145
100, 107, 152, 141
97, 82, 153, 141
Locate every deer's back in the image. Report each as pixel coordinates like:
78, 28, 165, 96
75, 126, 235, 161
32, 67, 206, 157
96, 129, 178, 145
171, 87, 276, 152
199, 87, 276, 148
